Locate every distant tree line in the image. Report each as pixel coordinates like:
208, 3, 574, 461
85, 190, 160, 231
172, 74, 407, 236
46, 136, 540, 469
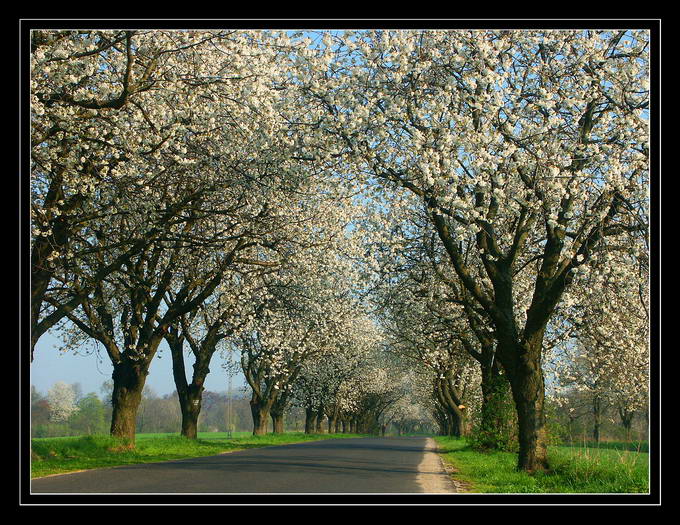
30, 378, 430, 438
31, 382, 258, 438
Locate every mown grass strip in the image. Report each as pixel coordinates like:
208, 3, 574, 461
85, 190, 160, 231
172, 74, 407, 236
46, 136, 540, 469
31, 432, 367, 479
433, 436, 649, 494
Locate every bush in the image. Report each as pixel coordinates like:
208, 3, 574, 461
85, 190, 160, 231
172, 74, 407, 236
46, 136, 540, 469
466, 376, 518, 452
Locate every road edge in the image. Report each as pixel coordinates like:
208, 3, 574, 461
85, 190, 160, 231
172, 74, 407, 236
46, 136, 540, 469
416, 437, 458, 494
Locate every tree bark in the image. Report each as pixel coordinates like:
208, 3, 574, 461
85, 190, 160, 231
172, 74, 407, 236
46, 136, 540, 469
179, 390, 202, 439
435, 375, 467, 437
501, 337, 549, 472
250, 397, 271, 435
593, 395, 602, 444
271, 410, 285, 434
327, 406, 339, 434
109, 359, 148, 442
166, 325, 210, 440
315, 406, 325, 433
270, 391, 290, 434
350, 417, 357, 434
304, 406, 316, 434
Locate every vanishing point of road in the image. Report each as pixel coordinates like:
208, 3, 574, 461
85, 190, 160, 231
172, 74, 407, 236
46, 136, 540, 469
30, 436, 455, 494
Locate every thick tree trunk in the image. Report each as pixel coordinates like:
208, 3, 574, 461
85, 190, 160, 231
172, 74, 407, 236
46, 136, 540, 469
110, 360, 148, 442
505, 349, 549, 472
270, 391, 290, 434
250, 398, 271, 435
271, 411, 285, 434
179, 389, 202, 439
451, 413, 466, 437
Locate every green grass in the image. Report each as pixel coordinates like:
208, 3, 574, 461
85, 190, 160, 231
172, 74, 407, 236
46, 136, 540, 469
31, 431, 366, 479
558, 439, 649, 453
433, 437, 649, 494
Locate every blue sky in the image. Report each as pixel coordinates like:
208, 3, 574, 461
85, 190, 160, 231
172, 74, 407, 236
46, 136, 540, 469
31, 333, 245, 397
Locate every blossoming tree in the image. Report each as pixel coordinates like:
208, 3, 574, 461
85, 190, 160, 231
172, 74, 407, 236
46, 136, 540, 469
42, 29, 323, 441
294, 29, 649, 470
548, 241, 649, 442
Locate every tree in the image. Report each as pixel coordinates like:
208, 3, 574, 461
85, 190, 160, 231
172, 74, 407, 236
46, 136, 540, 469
383, 374, 436, 436
47, 381, 79, 423
68, 392, 108, 435
31, 28, 651, 471
549, 244, 649, 442
46, 30, 312, 442
295, 29, 649, 470
163, 276, 257, 439
237, 262, 361, 435
291, 314, 382, 434
30, 30, 244, 359
31, 386, 52, 437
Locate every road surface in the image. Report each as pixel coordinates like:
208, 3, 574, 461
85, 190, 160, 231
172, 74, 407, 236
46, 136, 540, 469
31, 436, 455, 494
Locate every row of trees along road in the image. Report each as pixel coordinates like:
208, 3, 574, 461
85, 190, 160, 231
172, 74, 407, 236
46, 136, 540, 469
31, 29, 650, 472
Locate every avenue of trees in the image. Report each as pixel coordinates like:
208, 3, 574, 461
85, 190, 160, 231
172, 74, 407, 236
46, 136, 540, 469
30, 28, 650, 473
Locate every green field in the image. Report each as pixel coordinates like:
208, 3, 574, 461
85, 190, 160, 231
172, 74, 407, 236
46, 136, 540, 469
30, 432, 367, 479
433, 436, 649, 493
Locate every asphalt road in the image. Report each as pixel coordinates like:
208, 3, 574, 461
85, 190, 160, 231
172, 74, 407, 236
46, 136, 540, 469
30, 436, 455, 494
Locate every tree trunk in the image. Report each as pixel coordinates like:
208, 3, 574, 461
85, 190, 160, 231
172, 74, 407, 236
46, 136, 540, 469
166, 327, 209, 440
271, 410, 285, 434
179, 388, 202, 439
451, 413, 466, 437
315, 407, 325, 433
250, 398, 271, 435
110, 359, 148, 442
304, 406, 316, 434
506, 352, 548, 472
435, 376, 467, 438
328, 407, 338, 434
270, 390, 291, 434
619, 407, 635, 442
593, 395, 602, 444
433, 405, 449, 436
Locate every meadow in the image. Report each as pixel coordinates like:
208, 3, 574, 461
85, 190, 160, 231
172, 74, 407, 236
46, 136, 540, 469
433, 437, 649, 493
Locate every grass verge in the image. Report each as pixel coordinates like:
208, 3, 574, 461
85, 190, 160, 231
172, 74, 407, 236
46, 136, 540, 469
433, 436, 649, 493
31, 432, 366, 479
